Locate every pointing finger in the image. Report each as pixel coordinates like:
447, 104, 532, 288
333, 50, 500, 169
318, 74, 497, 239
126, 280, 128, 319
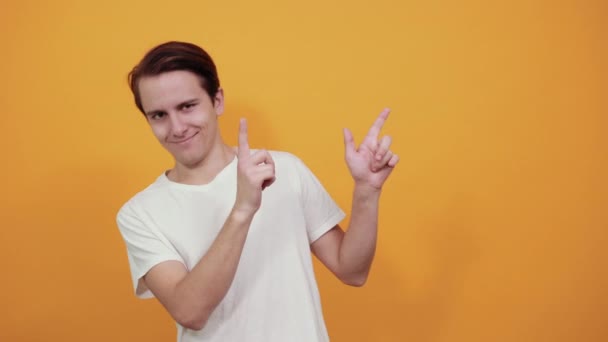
238, 118, 249, 158
366, 108, 390, 142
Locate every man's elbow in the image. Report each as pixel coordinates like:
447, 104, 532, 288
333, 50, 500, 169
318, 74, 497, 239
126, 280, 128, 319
179, 318, 207, 331
174, 309, 210, 331
340, 272, 368, 287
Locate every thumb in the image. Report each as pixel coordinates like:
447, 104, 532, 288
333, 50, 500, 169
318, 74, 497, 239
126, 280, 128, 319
343, 128, 356, 153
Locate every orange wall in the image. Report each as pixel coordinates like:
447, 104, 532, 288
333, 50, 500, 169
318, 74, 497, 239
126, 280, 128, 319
1, 1, 606, 341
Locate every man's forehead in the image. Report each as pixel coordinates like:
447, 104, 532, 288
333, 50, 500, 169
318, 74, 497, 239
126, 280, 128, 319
139, 71, 203, 110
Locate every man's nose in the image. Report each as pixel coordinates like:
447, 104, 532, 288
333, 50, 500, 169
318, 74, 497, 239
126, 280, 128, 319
169, 113, 187, 136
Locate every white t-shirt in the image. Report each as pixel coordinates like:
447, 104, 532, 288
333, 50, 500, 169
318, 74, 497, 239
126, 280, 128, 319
116, 151, 345, 342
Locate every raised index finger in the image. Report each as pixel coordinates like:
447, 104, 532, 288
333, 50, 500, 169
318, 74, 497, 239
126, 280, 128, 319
366, 108, 390, 141
238, 118, 250, 158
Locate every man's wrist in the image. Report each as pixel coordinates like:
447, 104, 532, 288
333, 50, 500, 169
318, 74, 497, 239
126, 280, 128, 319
229, 206, 256, 225
353, 182, 382, 199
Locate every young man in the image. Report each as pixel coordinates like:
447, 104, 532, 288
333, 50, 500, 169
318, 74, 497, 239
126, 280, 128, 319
116, 41, 399, 342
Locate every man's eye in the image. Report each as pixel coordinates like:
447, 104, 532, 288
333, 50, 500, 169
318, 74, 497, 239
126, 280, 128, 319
183, 103, 196, 110
151, 113, 166, 120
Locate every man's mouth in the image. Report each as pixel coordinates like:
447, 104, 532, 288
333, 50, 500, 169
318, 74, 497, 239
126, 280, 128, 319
171, 132, 198, 144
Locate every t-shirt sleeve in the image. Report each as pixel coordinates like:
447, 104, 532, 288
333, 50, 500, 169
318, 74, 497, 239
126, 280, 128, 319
116, 202, 185, 299
292, 155, 346, 243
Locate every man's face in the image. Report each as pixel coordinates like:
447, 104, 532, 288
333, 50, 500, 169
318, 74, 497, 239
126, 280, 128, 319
138, 70, 224, 168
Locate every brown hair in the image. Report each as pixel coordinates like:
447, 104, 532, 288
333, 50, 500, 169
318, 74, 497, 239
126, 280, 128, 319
128, 41, 220, 114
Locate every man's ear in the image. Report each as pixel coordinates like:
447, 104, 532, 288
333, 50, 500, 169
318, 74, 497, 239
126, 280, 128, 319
214, 88, 225, 116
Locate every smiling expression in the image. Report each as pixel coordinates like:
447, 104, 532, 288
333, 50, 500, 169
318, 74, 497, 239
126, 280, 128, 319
138, 70, 225, 169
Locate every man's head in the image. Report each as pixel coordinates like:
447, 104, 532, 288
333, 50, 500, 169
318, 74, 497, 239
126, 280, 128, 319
128, 41, 227, 170
128, 41, 221, 114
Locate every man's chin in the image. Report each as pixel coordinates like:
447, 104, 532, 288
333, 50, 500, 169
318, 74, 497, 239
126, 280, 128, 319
174, 154, 203, 169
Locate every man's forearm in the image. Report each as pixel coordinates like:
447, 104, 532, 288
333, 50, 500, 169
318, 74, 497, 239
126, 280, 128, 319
338, 184, 381, 283
171, 208, 254, 329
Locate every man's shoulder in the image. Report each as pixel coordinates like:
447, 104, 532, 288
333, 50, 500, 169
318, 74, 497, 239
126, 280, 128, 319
116, 173, 168, 217
266, 149, 295, 159
264, 150, 316, 178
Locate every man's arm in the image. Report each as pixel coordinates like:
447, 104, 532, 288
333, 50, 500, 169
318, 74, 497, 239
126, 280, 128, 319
311, 108, 399, 286
143, 208, 253, 331
143, 119, 275, 331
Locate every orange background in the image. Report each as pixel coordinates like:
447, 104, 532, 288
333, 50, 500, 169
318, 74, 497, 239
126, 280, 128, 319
1, 0, 606, 341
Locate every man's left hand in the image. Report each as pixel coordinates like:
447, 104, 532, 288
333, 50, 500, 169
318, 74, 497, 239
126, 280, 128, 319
343, 108, 399, 191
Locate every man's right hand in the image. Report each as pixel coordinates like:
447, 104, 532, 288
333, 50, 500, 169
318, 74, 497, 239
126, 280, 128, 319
234, 118, 276, 216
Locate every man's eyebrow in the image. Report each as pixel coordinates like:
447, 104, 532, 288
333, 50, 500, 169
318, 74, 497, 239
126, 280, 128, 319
176, 98, 199, 108
144, 99, 199, 116
144, 109, 164, 117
